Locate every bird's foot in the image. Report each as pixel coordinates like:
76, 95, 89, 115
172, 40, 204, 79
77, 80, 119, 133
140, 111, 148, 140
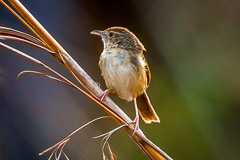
131, 98, 140, 136
100, 89, 112, 103
131, 115, 139, 136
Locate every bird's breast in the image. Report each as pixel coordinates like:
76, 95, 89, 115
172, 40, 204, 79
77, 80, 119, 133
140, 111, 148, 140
99, 48, 148, 101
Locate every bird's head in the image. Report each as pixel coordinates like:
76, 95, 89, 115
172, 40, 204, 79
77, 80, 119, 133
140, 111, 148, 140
91, 26, 146, 51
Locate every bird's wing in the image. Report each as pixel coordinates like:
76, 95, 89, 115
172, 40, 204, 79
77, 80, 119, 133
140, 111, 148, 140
141, 52, 151, 87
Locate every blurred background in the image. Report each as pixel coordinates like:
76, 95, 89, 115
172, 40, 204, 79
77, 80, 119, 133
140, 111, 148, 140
0, 0, 240, 159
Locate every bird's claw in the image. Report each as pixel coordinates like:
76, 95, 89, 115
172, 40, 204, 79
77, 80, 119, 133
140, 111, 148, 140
100, 89, 112, 103
131, 116, 139, 136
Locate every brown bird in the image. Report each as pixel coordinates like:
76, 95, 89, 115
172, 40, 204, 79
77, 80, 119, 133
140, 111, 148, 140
91, 27, 160, 133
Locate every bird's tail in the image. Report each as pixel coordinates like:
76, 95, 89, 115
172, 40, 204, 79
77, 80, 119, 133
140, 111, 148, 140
136, 92, 160, 124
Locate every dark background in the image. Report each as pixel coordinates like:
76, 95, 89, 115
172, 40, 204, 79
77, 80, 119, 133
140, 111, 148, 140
0, 0, 240, 159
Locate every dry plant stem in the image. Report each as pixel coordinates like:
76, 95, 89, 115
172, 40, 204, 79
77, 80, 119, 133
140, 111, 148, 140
2, 1, 173, 159
93, 124, 127, 160
62, 152, 69, 160
17, 70, 72, 86
0, 26, 45, 46
8, 0, 65, 55
0, 35, 54, 53
93, 124, 127, 139
0, 0, 50, 49
39, 116, 110, 156
106, 142, 116, 160
39, 116, 111, 160
0, 42, 112, 118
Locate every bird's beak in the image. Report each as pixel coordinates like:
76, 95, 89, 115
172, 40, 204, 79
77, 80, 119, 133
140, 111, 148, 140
90, 30, 107, 38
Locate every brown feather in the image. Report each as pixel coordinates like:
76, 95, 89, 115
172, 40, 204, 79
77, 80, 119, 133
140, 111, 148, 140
142, 53, 151, 86
136, 91, 160, 124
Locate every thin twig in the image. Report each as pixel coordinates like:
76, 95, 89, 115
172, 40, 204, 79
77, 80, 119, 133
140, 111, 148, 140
93, 124, 127, 139
0, 35, 54, 53
93, 124, 127, 160
39, 116, 111, 156
17, 70, 72, 86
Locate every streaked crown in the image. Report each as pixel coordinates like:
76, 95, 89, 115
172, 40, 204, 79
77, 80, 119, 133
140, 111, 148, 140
91, 27, 146, 51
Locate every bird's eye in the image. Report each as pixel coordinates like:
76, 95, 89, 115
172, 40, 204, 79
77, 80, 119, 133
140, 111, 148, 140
108, 32, 114, 37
